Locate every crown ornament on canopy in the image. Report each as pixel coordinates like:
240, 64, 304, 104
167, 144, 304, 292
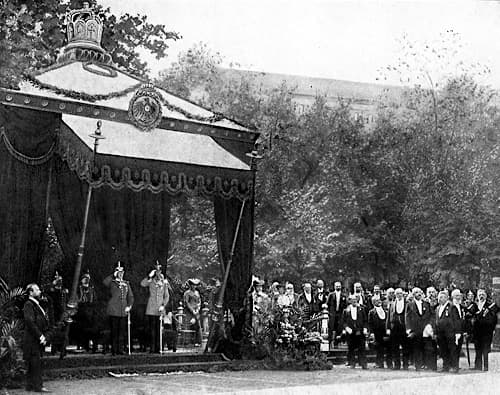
66, 2, 103, 51
59, 2, 112, 65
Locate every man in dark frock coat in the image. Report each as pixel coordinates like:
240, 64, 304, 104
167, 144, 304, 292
405, 287, 432, 371
435, 290, 461, 373
342, 294, 369, 369
23, 283, 50, 392
471, 289, 498, 371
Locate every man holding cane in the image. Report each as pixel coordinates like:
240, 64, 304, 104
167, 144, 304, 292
103, 262, 134, 356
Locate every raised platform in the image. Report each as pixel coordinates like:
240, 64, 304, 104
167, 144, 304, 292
42, 351, 231, 379
41, 346, 379, 379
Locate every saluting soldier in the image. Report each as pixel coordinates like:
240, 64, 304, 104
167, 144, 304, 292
103, 262, 134, 356
435, 290, 461, 373
471, 289, 498, 371
140, 261, 170, 353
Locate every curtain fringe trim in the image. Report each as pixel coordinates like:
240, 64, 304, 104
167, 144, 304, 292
0, 126, 56, 166
57, 138, 252, 201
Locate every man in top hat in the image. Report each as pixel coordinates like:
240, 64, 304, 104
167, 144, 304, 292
405, 287, 432, 371
327, 281, 347, 348
23, 283, 50, 393
183, 278, 202, 346
103, 262, 134, 355
471, 289, 498, 371
140, 261, 170, 353
435, 290, 461, 373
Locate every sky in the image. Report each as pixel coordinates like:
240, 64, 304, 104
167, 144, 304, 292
99, 0, 500, 88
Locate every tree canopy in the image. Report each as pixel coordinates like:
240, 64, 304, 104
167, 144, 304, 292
157, 40, 500, 290
0, 0, 180, 88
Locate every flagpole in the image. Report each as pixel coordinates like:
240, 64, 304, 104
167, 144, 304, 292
60, 120, 105, 359
205, 150, 261, 353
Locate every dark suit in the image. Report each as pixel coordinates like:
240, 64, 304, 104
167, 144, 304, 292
472, 301, 498, 371
368, 307, 392, 368
327, 291, 347, 345
387, 300, 409, 369
23, 298, 49, 391
342, 306, 368, 368
297, 293, 314, 320
453, 303, 466, 369
405, 299, 432, 370
435, 302, 461, 371
103, 275, 134, 355
313, 289, 328, 314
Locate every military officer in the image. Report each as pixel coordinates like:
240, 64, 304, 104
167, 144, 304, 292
103, 262, 134, 355
140, 261, 170, 353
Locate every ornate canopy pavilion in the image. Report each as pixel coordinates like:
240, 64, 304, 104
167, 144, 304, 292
0, 4, 258, 339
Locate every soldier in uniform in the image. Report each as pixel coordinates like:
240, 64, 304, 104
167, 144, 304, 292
435, 290, 461, 373
140, 262, 170, 353
103, 262, 134, 355
471, 289, 498, 371
368, 295, 392, 368
405, 287, 432, 371
23, 283, 50, 393
342, 294, 369, 369
387, 288, 409, 370
327, 281, 347, 348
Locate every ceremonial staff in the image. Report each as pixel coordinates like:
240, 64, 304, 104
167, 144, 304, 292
205, 150, 261, 353
60, 121, 105, 358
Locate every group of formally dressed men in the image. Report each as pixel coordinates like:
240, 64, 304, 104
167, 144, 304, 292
252, 279, 498, 371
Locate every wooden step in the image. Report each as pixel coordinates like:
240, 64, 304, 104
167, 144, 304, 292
43, 360, 232, 380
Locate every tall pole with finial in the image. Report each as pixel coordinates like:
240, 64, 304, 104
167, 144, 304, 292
205, 149, 261, 353
60, 120, 105, 358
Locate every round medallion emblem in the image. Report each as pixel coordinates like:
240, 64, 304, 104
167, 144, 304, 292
128, 84, 163, 131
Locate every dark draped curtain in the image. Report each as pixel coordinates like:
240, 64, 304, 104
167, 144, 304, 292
214, 194, 254, 339
0, 105, 58, 286
49, 155, 171, 304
